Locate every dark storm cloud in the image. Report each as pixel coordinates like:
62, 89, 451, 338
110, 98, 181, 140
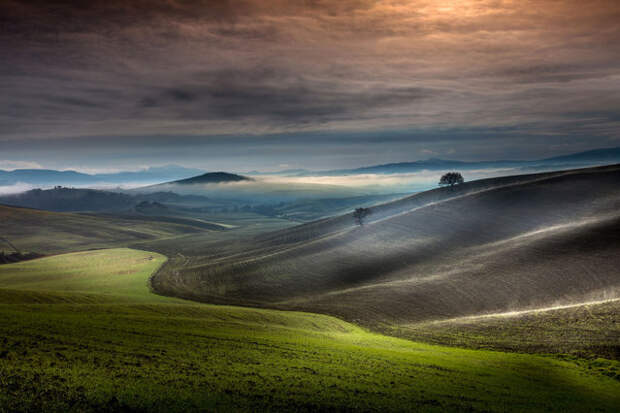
136, 67, 437, 124
164, 89, 198, 102
0, 0, 619, 165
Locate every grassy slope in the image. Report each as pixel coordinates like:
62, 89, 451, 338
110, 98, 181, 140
0, 204, 235, 255
0, 249, 177, 303
150, 165, 620, 330
1, 249, 619, 412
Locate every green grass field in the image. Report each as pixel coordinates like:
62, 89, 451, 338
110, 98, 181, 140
1, 249, 619, 412
0, 249, 179, 304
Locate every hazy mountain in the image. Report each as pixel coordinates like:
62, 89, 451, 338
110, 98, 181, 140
542, 147, 620, 163
320, 159, 513, 175
0, 165, 205, 187
307, 147, 620, 176
0, 169, 95, 186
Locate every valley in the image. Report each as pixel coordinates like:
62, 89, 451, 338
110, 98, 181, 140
5, 1, 620, 410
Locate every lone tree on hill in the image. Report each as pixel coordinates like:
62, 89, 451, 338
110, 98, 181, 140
439, 172, 464, 187
353, 207, 371, 226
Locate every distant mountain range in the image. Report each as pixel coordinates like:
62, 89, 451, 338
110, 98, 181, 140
249, 147, 620, 176
0, 165, 205, 187
1, 147, 619, 189
540, 147, 620, 162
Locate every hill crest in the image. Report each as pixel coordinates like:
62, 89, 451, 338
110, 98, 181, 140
167, 172, 251, 185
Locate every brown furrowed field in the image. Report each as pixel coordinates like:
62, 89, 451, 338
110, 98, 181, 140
396, 298, 620, 360
150, 165, 620, 354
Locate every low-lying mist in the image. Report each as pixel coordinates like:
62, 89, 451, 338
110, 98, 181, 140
0, 183, 36, 195
1, 166, 549, 201
256, 168, 524, 194
125, 167, 529, 206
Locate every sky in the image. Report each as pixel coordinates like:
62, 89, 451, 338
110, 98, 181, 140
1, 0, 619, 172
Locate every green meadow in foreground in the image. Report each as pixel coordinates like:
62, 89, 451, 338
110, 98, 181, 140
0, 249, 619, 412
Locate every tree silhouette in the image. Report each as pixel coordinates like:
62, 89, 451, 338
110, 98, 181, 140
353, 207, 371, 226
439, 172, 464, 187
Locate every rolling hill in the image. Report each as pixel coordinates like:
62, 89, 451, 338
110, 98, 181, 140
1, 167, 619, 410
0, 187, 227, 213
0, 184, 399, 223
0, 187, 136, 212
151, 164, 620, 342
0, 204, 225, 254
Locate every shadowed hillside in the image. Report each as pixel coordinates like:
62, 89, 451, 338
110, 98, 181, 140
152, 164, 620, 333
0, 187, 135, 212
0, 204, 223, 255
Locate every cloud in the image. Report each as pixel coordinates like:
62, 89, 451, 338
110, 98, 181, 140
0, 0, 618, 160
0, 183, 36, 195
0, 160, 42, 170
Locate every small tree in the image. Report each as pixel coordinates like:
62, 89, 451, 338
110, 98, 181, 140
353, 207, 370, 226
439, 172, 464, 187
